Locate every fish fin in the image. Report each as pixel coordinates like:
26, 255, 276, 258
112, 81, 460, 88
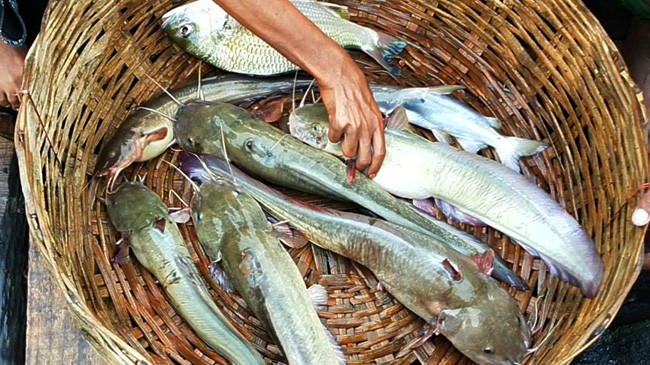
111, 237, 131, 264
318, 1, 350, 19
430, 129, 454, 144
385, 106, 411, 131
367, 31, 407, 76
472, 250, 495, 276
169, 207, 191, 224
486, 117, 501, 129
441, 259, 462, 281
376, 282, 385, 292
346, 158, 357, 183
456, 138, 486, 154
496, 137, 549, 172
239, 250, 253, 276
434, 198, 486, 227
307, 284, 328, 308
412, 198, 437, 216
143, 126, 169, 144
426, 85, 465, 94
273, 221, 309, 249
252, 99, 285, 123
322, 325, 347, 365
153, 217, 166, 233
209, 261, 233, 293
412, 322, 438, 348
491, 262, 530, 291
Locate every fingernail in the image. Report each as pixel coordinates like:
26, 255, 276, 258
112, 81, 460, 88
369, 173, 376, 179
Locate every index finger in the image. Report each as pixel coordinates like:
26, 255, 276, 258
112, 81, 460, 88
367, 126, 386, 178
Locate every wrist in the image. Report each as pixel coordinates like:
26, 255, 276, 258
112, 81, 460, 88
310, 48, 361, 88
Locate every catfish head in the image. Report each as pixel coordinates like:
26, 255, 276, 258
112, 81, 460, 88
436, 301, 531, 365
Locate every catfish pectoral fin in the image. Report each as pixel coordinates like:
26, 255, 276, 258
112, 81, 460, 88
471, 250, 495, 276
111, 238, 131, 265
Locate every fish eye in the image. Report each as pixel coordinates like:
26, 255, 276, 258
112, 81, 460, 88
312, 124, 320, 132
196, 212, 203, 221
245, 140, 254, 150
483, 347, 494, 354
187, 137, 194, 145
180, 24, 194, 38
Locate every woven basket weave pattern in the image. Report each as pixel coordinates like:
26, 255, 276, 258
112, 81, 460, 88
15, 0, 648, 364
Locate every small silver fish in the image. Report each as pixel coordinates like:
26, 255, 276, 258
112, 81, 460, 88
161, 0, 407, 76
371, 86, 548, 172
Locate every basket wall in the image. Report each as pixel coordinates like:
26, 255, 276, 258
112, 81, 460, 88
15, 0, 648, 364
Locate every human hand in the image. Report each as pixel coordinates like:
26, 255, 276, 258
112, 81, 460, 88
0, 42, 26, 110
318, 57, 386, 178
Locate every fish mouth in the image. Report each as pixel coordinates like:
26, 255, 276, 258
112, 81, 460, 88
161, 9, 178, 28
161, 15, 173, 29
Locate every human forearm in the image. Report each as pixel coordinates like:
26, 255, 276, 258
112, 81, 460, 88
212, 0, 354, 85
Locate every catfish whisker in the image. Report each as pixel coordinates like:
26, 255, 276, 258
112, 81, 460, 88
145, 74, 183, 106
135, 107, 177, 122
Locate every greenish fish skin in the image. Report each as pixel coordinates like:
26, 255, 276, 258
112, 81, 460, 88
179, 155, 532, 365
191, 179, 345, 365
95, 74, 316, 177
288, 103, 604, 298
173, 100, 528, 291
161, 0, 406, 76
105, 182, 264, 365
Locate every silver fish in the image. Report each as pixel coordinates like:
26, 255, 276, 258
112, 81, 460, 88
371, 86, 548, 172
161, 0, 407, 76
289, 103, 604, 297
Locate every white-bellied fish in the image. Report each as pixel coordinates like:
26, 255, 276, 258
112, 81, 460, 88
289, 103, 603, 298
371, 86, 548, 172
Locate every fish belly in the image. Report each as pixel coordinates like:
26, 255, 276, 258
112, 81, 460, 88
372, 134, 433, 199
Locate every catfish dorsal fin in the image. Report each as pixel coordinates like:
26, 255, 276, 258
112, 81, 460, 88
385, 106, 410, 131
472, 250, 495, 276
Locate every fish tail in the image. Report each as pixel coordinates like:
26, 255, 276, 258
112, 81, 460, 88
366, 31, 407, 76
323, 325, 347, 365
307, 284, 328, 308
497, 137, 549, 172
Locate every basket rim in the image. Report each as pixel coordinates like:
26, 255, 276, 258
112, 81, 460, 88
14, 0, 650, 363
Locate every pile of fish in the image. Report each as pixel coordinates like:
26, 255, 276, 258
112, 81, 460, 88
94, 1, 605, 364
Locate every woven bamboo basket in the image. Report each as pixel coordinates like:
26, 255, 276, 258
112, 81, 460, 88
15, 0, 649, 364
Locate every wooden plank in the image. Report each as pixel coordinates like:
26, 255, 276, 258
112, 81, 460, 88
25, 243, 106, 365
0, 122, 108, 364
0, 138, 27, 364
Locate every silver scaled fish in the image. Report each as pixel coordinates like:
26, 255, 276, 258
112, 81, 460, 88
161, 0, 407, 75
